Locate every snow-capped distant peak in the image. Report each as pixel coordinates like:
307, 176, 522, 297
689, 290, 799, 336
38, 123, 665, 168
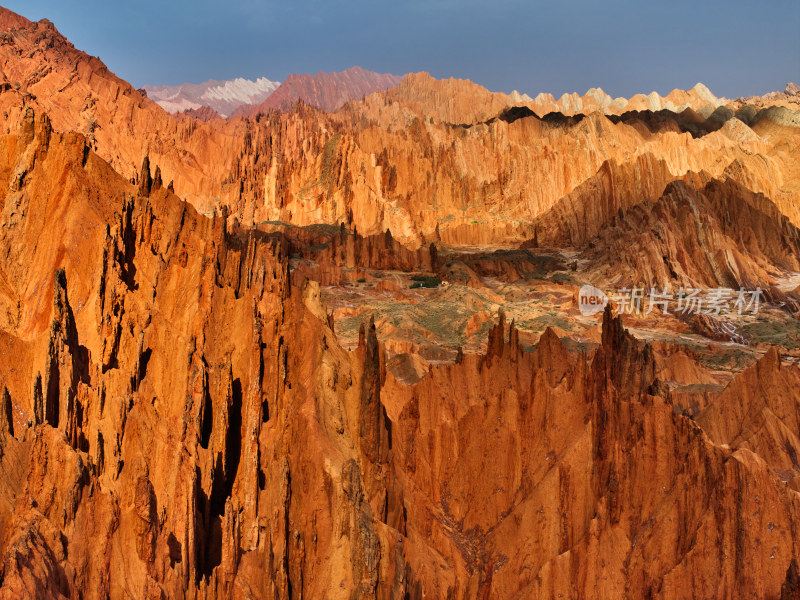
143, 76, 281, 117
201, 77, 280, 105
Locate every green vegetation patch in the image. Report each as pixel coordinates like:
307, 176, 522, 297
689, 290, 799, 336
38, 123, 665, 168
740, 316, 800, 350
549, 272, 573, 284
699, 346, 756, 372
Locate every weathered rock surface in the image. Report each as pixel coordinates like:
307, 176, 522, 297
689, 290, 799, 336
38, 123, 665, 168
0, 7, 797, 248
180, 105, 222, 122
0, 7, 799, 599
583, 178, 800, 289
0, 113, 799, 599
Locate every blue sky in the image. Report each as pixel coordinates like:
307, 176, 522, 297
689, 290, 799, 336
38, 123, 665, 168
4, 0, 799, 98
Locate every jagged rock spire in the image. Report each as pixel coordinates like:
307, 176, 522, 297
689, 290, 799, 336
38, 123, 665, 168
152, 165, 163, 191
358, 316, 389, 464
138, 155, 153, 196
43, 268, 86, 446
0, 387, 13, 438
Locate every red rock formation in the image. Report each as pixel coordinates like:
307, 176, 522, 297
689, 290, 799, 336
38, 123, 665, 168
1, 8, 800, 598
583, 178, 800, 289
523, 154, 708, 248
364, 74, 726, 125
697, 346, 800, 488
1, 6, 797, 248
378, 307, 800, 598
373, 72, 514, 124
0, 112, 799, 598
269, 222, 438, 285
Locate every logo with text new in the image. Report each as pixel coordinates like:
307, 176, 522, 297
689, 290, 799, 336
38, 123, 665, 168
579, 285, 608, 316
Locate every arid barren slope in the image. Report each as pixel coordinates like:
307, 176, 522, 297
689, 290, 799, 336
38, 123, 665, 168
1, 5, 800, 600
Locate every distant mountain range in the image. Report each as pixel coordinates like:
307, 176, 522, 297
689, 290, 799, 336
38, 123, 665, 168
142, 77, 280, 117
143, 67, 405, 118
232, 66, 405, 116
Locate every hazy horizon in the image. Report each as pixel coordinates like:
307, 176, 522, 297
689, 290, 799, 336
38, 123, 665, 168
4, 0, 799, 99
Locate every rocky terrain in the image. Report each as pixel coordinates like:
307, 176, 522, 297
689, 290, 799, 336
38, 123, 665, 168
0, 5, 800, 600
1, 10, 797, 247
728, 82, 800, 112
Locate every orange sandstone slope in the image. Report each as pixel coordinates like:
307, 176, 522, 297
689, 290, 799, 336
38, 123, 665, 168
564, 177, 800, 291
1, 113, 800, 598
1, 6, 798, 249
0, 7, 246, 208
243, 81, 799, 244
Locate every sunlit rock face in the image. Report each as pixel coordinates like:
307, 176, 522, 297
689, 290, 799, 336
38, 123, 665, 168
1, 6, 800, 600
2, 8, 797, 248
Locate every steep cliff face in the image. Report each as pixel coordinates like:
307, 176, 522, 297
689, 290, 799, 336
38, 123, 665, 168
523, 154, 706, 248
381, 309, 800, 599
0, 115, 799, 599
246, 103, 798, 246
697, 347, 800, 489
0, 8, 245, 208
0, 112, 395, 598
250, 89, 799, 245
583, 178, 800, 289
1, 7, 800, 598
